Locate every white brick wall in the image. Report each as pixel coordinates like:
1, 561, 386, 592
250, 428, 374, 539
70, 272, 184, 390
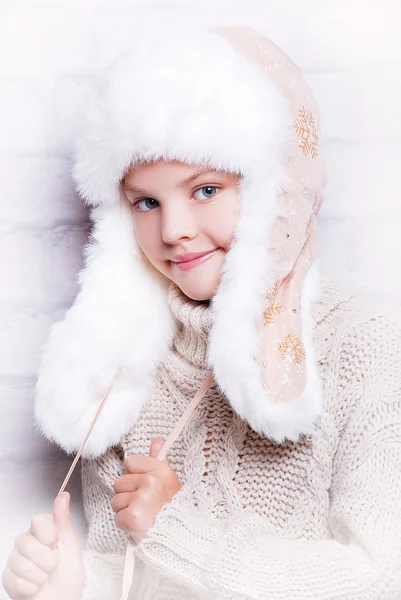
1, 1, 400, 592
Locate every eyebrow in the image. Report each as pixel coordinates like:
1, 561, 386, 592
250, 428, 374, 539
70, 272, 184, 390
123, 169, 220, 195
181, 169, 217, 185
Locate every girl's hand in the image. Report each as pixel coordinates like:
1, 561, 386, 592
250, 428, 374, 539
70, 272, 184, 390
2, 492, 84, 600
111, 436, 182, 543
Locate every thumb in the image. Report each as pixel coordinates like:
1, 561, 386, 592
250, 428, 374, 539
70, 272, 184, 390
53, 492, 77, 540
149, 436, 168, 462
51, 492, 85, 595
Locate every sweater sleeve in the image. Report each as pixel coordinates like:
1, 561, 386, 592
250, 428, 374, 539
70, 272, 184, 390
82, 550, 125, 600
135, 323, 401, 600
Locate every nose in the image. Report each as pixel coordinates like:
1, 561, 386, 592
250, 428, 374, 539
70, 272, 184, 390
161, 201, 198, 245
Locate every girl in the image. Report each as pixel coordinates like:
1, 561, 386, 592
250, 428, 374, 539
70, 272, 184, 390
3, 23, 401, 600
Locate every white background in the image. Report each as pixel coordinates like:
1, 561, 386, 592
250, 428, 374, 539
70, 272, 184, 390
1, 1, 400, 595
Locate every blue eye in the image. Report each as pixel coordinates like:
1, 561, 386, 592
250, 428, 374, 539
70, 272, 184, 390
193, 186, 219, 201
135, 198, 159, 212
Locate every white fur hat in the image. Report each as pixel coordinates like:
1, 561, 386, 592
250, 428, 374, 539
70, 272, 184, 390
34, 24, 327, 459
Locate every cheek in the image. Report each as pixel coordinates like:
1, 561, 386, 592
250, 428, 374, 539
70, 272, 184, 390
133, 216, 159, 259
212, 225, 234, 251
206, 203, 238, 250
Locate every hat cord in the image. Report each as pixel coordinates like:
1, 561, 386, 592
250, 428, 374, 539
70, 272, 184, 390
57, 371, 214, 600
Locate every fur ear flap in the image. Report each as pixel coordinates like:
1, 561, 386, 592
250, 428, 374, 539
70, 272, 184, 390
209, 259, 323, 443
34, 201, 176, 458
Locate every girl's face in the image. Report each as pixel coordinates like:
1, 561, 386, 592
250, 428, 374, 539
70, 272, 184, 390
123, 160, 241, 301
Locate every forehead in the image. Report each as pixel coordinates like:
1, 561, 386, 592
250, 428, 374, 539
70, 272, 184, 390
123, 160, 239, 190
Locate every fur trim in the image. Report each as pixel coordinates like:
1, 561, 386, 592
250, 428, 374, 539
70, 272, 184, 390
34, 201, 175, 457
210, 261, 323, 443
72, 25, 288, 206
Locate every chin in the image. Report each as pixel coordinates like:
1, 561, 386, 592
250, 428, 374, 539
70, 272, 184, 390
176, 278, 218, 302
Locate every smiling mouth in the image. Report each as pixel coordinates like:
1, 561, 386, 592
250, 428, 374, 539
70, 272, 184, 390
171, 249, 219, 271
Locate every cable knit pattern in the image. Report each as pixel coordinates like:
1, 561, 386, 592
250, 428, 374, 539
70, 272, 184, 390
81, 279, 401, 600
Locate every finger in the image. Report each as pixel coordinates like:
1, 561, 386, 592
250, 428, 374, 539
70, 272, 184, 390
53, 492, 73, 530
113, 473, 142, 494
114, 472, 166, 497
15, 532, 58, 573
7, 551, 48, 587
2, 566, 39, 597
125, 454, 170, 476
149, 436, 167, 460
110, 492, 134, 513
112, 478, 166, 515
53, 492, 83, 559
114, 498, 155, 536
30, 513, 58, 548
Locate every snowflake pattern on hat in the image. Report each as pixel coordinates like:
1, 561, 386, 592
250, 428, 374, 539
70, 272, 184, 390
255, 39, 325, 404
294, 106, 320, 159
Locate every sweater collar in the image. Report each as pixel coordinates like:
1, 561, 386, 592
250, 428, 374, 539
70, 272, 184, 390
168, 284, 213, 369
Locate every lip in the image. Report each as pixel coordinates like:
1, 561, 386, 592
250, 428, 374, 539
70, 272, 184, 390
171, 249, 218, 271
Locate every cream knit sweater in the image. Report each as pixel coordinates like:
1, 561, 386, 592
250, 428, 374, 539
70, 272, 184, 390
81, 278, 401, 600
